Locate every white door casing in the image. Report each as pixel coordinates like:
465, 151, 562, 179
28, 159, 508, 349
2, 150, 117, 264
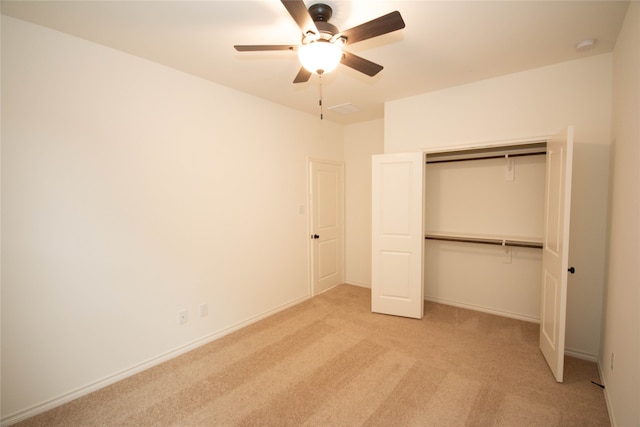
371, 152, 425, 319
539, 127, 574, 382
310, 160, 344, 295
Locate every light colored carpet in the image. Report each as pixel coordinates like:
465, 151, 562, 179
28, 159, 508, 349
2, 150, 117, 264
18, 284, 610, 426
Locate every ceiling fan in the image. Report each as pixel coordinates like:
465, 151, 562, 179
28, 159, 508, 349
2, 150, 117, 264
234, 0, 406, 83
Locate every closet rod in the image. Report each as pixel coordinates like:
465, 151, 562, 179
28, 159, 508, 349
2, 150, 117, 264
425, 234, 543, 249
426, 151, 546, 164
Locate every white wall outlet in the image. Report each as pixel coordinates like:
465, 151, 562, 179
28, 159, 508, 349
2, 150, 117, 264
199, 303, 208, 318
178, 310, 188, 325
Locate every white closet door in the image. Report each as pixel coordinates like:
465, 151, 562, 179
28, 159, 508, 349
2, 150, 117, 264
540, 127, 574, 382
371, 152, 425, 319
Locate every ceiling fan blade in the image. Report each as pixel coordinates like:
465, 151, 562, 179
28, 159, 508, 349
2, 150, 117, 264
234, 45, 297, 52
281, 0, 318, 37
293, 67, 312, 83
339, 11, 405, 45
341, 51, 384, 77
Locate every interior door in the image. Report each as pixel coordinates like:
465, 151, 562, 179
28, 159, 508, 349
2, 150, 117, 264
540, 127, 574, 382
371, 152, 425, 319
310, 160, 344, 295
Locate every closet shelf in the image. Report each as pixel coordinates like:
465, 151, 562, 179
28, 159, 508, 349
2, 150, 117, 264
424, 232, 543, 249
425, 142, 546, 164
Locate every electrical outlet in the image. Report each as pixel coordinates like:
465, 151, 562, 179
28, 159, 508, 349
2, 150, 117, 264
199, 303, 208, 318
610, 352, 615, 371
178, 310, 188, 325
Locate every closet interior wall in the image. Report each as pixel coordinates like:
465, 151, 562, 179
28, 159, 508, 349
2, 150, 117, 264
424, 144, 547, 322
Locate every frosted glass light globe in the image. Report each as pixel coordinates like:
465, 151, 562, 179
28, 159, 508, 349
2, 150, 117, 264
298, 41, 342, 75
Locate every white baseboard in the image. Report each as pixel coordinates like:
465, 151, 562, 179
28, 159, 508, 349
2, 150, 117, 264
597, 359, 616, 426
424, 295, 540, 323
1, 294, 311, 427
344, 280, 371, 289
564, 347, 598, 362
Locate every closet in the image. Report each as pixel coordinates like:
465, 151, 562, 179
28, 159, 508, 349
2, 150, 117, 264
424, 142, 546, 323
371, 127, 574, 382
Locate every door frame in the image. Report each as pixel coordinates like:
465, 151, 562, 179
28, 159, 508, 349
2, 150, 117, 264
308, 158, 345, 296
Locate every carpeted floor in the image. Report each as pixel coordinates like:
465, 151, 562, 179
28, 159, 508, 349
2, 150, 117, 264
18, 284, 610, 426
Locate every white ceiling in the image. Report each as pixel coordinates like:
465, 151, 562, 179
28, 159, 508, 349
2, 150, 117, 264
1, 0, 630, 124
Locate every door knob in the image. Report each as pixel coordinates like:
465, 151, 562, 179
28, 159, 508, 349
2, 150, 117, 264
312, 234, 320, 239
568, 267, 575, 274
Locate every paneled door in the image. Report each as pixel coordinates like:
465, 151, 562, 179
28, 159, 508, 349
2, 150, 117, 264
310, 160, 344, 295
371, 152, 425, 319
540, 127, 574, 382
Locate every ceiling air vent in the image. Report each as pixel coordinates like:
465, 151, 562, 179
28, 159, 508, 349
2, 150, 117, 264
328, 103, 360, 114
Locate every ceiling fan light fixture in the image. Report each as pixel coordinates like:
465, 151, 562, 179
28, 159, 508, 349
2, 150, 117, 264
298, 41, 342, 75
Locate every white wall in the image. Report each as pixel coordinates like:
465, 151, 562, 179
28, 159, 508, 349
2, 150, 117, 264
344, 119, 384, 288
600, 3, 640, 426
385, 54, 612, 360
1, 16, 344, 423
385, 54, 612, 152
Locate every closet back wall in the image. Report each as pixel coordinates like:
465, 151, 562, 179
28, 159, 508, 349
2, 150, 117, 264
385, 54, 612, 360
424, 155, 546, 321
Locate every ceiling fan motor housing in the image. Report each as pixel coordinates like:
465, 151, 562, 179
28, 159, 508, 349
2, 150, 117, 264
304, 3, 339, 43
308, 3, 332, 22
313, 21, 338, 40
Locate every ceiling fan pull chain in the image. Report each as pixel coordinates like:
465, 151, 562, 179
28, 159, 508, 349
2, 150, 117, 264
318, 74, 324, 120
319, 73, 324, 120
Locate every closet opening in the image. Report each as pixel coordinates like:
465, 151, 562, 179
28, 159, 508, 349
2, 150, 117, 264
423, 142, 547, 323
